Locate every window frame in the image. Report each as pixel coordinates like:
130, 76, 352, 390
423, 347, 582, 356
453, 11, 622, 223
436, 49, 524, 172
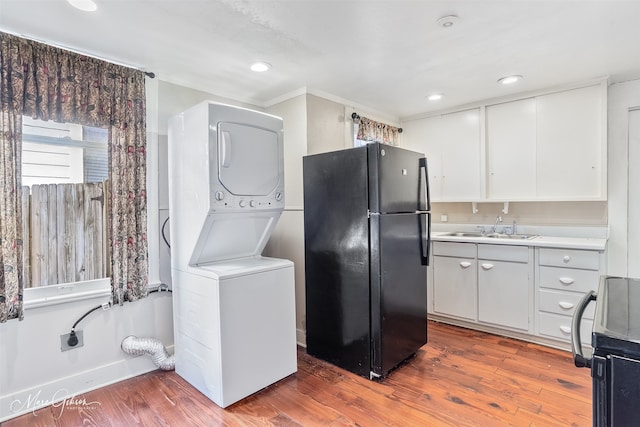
20, 81, 161, 308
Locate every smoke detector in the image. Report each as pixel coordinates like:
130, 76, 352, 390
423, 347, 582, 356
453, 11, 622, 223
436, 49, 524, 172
437, 15, 459, 28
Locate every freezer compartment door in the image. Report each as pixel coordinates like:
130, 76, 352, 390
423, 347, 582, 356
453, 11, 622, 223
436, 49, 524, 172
370, 213, 428, 377
367, 143, 428, 213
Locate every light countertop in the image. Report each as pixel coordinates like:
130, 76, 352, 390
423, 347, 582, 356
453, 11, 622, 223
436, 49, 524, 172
432, 232, 607, 251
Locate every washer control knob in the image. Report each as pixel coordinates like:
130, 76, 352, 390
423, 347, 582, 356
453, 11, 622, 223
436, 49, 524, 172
250, 200, 257, 207
239, 200, 247, 208
275, 192, 282, 201
214, 191, 224, 201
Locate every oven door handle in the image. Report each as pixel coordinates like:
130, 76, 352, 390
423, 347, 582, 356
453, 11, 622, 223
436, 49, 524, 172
572, 290, 597, 368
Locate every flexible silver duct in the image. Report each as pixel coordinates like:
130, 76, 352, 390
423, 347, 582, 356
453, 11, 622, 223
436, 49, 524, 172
121, 336, 175, 371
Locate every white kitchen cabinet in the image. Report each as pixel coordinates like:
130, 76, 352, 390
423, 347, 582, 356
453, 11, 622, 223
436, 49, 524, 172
404, 82, 605, 202
486, 98, 537, 200
536, 247, 604, 344
429, 235, 606, 350
485, 83, 606, 201
536, 85, 605, 199
432, 242, 477, 320
402, 109, 481, 202
477, 244, 532, 331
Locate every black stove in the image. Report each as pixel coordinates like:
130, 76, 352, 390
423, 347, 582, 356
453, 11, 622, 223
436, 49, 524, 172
572, 276, 640, 427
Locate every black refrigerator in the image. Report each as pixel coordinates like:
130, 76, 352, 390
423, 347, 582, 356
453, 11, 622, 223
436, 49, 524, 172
303, 142, 430, 379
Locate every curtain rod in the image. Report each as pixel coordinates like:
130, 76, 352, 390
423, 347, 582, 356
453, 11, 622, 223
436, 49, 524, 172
1, 30, 155, 79
351, 112, 402, 133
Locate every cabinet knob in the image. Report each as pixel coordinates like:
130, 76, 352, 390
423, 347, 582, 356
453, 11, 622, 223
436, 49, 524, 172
558, 301, 574, 310
563, 255, 571, 263
559, 325, 571, 335
459, 261, 471, 269
559, 277, 575, 285
481, 263, 494, 270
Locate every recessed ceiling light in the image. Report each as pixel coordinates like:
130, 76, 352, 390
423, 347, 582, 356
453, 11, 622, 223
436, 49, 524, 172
498, 75, 523, 85
67, 0, 97, 12
250, 62, 271, 72
427, 93, 444, 101
436, 15, 459, 28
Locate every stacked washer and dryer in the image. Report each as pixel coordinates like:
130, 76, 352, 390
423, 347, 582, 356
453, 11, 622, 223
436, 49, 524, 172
168, 101, 297, 408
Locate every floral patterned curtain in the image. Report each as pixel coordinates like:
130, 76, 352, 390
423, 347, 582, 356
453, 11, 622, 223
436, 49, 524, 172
0, 106, 24, 321
356, 116, 400, 146
0, 32, 148, 320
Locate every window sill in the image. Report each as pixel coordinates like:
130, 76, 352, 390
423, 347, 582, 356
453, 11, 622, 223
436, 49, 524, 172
23, 278, 111, 310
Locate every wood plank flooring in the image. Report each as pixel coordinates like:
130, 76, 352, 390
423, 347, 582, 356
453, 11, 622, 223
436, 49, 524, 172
2, 321, 592, 426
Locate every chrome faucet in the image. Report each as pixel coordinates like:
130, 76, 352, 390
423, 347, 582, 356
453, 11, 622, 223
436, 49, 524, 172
492, 215, 503, 233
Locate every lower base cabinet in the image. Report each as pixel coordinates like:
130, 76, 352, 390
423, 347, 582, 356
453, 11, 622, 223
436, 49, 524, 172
430, 240, 605, 349
478, 258, 530, 331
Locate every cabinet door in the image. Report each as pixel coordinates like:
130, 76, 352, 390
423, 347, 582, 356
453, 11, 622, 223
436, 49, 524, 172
486, 98, 537, 199
536, 85, 604, 199
433, 255, 477, 320
478, 260, 529, 330
402, 109, 481, 202
440, 109, 482, 201
402, 115, 443, 200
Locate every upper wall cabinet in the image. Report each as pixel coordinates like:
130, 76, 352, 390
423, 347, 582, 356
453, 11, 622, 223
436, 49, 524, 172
535, 85, 605, 199
486, 83, 606, 201
486, 98, 537, 200
403, 109, 482, 202
403, 82, 607, 203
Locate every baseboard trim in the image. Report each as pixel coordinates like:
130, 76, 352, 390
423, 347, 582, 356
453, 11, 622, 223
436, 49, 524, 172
0, 346, 174, 423
296, 328, 306, 348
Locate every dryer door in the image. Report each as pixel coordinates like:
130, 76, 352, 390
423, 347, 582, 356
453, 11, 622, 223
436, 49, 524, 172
217, 122, 280, 196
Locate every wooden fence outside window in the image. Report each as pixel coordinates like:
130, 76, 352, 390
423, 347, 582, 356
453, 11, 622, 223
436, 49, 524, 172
21, 181, 110, 288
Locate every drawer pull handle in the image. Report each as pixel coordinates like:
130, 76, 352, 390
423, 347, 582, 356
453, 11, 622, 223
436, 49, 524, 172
559, 277, 575, 285
481, 263, 494, 270
459, 261, 472, 269
563, 255, 571, 263
559, 325, 571, 335
558, 301, 574, 309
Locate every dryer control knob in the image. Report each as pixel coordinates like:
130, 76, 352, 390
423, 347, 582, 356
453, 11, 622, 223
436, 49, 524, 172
275, 192, 282, 201
214, 191, 224, 201
239, 200, 247, 208
250, 200, 257, 207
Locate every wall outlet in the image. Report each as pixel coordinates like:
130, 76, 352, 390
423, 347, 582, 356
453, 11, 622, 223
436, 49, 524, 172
440, 214, 448, 222
61, 330, 84, 352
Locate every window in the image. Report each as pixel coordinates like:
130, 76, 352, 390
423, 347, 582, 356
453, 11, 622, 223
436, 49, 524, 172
21, 117, 109, 292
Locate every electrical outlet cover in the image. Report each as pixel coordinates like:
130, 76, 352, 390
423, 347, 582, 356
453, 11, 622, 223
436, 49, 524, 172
61, 330, 84, 352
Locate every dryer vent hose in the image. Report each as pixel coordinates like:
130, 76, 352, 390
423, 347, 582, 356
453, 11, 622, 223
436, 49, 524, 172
121, 335, 175, 371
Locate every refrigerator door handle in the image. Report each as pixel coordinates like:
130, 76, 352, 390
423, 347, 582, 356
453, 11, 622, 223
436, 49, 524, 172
571, 290, 597, 368
419, 213, 431, 266
419, 157, 431, 212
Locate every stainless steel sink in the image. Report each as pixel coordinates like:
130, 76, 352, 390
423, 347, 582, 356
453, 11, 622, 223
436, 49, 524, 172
439, 232, 485, 237
483, 233, 538, 240
439, 232, 538, 240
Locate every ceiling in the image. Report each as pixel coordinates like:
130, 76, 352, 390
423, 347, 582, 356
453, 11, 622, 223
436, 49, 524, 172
1, 0, 640, 120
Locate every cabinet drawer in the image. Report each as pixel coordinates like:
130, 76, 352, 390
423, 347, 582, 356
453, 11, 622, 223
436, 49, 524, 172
433, 242, 476, 258
538, 312, 592, 344
478, 244, 528, 263
539, 266, 599, 293
538, 289, 595, 320
538, 248, 600, 270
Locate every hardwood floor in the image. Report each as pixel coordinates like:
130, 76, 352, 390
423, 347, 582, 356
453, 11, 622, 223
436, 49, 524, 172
3, 321, 592, 426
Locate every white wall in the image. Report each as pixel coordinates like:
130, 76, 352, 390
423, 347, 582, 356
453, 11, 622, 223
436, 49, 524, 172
264, 94, 308, 344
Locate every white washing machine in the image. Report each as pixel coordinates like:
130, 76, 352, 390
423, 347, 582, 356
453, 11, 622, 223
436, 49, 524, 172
168, 101, 296, 407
